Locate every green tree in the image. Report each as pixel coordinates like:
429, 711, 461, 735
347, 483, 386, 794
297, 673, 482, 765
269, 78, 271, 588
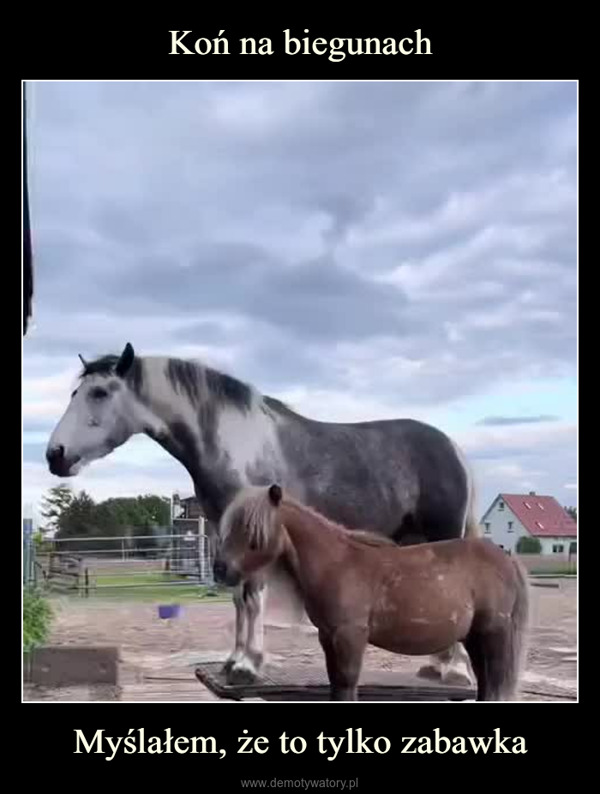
99, 495, 171, 554
100, 495, 170, 531
565, 506, 577, 523
44, 489, 171, 538
136, 495, 171, 526
516, 535, 542, 554
52, 492, 171, 553
56, 490, 97, 538
40, 484, 73, 534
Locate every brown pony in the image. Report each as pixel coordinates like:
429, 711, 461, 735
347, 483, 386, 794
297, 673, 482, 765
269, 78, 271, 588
214, 483, 530, 701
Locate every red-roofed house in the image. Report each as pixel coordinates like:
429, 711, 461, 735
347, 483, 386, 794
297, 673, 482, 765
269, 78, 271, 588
479, 492, 577, 557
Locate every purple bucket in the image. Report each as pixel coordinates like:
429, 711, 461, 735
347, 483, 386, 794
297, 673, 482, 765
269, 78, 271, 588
158, 604, 181, 620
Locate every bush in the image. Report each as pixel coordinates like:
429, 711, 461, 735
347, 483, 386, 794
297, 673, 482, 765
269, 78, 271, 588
516, 535, 542, 554
23, 588, 53, 653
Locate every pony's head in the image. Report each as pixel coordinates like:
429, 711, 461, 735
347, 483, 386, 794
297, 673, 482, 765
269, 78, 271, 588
213, 483, 285, 587
46, 342, 142, 477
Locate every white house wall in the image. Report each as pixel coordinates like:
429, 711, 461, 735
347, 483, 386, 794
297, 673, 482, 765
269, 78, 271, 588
480, 497, 525, 552
538, 536, 575, 556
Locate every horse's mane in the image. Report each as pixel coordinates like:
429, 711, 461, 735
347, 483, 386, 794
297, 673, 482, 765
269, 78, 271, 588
77, 353, 259, 412
76, 349, 307, 422
79, 355, 121, 377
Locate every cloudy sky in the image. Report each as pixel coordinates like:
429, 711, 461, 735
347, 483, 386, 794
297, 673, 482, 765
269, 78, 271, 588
22, 80, 577, 525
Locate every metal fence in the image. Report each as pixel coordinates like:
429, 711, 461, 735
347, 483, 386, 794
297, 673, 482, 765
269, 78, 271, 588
24, 524, 219, 599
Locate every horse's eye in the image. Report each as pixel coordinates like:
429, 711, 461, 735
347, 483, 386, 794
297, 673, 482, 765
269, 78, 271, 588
248, 539, 258, 551
90, 387, 108, 400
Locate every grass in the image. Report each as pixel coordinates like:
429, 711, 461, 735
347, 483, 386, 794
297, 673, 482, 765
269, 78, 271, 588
529, 564, 577, 576
530, 569, 577, 577
62, 569, 232, 603
23, 588, 53, 652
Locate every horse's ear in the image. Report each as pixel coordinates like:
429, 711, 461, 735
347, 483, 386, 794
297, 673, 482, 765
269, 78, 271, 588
116, 342, 135, 377
78, 353, 88, 369
268, 484, 282, 506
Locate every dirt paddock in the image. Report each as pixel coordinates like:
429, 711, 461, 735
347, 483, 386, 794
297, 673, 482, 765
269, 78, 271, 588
24, 578, 576, 702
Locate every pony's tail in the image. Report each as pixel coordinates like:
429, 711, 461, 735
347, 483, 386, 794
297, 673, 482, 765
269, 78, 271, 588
502, 556, 531, 699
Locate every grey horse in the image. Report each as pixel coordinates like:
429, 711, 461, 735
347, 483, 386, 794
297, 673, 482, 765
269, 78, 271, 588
46, 342, 479, 686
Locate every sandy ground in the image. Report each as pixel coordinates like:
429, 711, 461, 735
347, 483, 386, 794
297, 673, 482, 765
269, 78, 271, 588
23, 578, 576, 702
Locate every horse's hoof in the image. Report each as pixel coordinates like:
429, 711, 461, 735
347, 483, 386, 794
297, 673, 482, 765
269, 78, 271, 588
417, 664, 442, 681
226, 666, 258, 685
443, 670, 473, 688
221, 658, 235, 674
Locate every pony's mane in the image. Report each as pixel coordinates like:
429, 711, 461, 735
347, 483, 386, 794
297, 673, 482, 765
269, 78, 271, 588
222, 488, 397, 551
345, 529, 398, 548
220, 485, 280, 549
286, 499, 397, 548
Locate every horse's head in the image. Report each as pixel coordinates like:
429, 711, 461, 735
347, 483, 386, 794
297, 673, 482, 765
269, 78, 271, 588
213, 483, 285, 587
46, 342, 141, 477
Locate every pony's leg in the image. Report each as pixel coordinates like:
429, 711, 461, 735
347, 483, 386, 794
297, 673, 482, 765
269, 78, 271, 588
417, 643, 474, 687
225, 580, 266, 684
222, 583, 247, 674
464, 632, 488, 701
318, 626, 367, 701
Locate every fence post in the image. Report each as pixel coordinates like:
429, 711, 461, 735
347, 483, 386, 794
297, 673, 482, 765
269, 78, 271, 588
198, 517, 206, 582
23, 518, 34, 587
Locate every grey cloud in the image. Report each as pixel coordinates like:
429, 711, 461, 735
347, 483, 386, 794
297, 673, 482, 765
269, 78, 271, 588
26, 80, 576, 410
23, 81, 577, 522
476, 415, 560, 427
110, 248, 412, 344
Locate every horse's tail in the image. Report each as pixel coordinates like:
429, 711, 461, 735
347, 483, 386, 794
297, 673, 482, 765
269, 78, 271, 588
463, 480, 481, 539
453, 440, 481, 539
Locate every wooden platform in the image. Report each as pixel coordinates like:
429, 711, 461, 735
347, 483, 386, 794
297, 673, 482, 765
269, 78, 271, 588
195, 662, 476, 701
